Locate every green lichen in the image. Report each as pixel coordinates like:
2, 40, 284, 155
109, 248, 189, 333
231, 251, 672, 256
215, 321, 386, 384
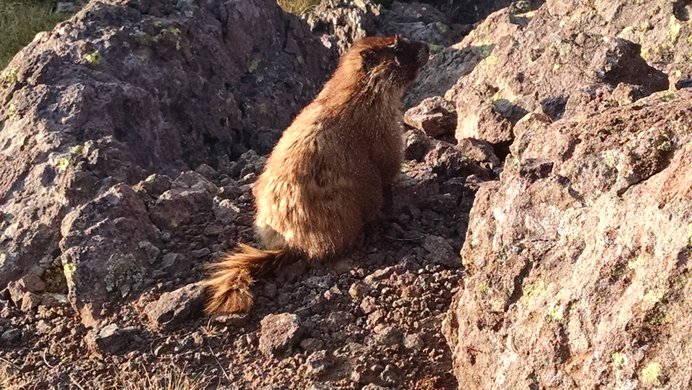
428, 43, 443, 55
71, 144, 85, 156
56, 157, 73, 171
641, 362, 662, 386
523, 280, 546, 301
6, 102, 18, 119
153, 26, 182, 50
546, 302, 564, 322
63, 262, 77, 282
646, 309, 672, 326
478, 44, 494, 59
103, 253, 145, 294
0, 67, 19, 83
248, 57, 261, 73
667, 16, 682, 44
83, 50, 101, 65
660, 91, 676, 102
642, 288, 665, 305
627, 256, 645, 270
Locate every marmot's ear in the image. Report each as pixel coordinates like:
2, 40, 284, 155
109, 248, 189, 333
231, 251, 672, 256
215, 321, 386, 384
361, 49, 378, 73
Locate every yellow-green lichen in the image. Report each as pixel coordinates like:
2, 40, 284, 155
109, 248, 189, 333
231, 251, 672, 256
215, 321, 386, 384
660, 91, 676, 102
83, 50, 101, 65
523, 280, 546, 301
63, 262, 77, 282
0, 67, 19, 83
667, 16, 682, 44
103, 253, 145, 293
641, 362, 662, 386
248, 57, 261, 73
546, 301, 564, 322
612, 351, 626, 367
478, 44, 494, 59
627, 256, 645, 270
56, 157, 73, 171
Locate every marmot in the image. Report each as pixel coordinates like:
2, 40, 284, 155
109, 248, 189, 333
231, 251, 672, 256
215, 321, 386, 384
204, 35, 429, 314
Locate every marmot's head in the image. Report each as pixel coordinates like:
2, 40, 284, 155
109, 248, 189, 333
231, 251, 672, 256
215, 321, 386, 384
342, 35, 429, 95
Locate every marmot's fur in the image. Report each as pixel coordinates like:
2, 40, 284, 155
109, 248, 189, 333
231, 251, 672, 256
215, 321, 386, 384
204, 36, 429, 314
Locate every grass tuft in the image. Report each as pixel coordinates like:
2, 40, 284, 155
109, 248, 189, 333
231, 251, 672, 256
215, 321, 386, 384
0, 0, 71, 70
277, 0, 321, 15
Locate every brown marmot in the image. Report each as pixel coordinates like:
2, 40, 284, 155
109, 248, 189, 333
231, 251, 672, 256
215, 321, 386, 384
204, 35, 429, 314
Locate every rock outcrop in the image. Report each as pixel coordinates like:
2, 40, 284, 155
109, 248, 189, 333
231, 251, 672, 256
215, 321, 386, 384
439, 1, 691, 388
444, 88, 691, 389
0, 0, 334, 323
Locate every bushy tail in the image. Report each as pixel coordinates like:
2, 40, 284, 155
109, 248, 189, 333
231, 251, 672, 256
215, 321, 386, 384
203, 243, 293, 315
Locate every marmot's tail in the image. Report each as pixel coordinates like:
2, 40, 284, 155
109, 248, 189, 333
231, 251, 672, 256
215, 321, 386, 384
203, 243, 293, 315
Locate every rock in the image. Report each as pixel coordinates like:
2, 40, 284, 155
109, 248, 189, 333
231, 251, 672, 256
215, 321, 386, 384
403, 333, 424, 350
300, 338, 325, 352
0, 328, 22, 345
444, 90, 692, 389
404, 96, 457, 138
6, 274, 46, 306
0, 0, 334, 293
213, 198, 241, 224
258, 313, 303, 357
404, 129, 433, 162
134, 174, 172, 197
414, 0, 684, 146
305, 350, 333, 376
59, 184, 160, 326
85, 324, 140, 355
149, 186, 213, 231
144, 283, 205, 330
372, 325, 402, 347
20, 292, 42, 312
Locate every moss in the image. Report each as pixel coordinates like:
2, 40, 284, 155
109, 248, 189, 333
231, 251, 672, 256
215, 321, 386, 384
641, 362, 662, 387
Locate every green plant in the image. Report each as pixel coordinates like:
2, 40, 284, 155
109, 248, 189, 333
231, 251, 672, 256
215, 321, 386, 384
0, 0, 71, 69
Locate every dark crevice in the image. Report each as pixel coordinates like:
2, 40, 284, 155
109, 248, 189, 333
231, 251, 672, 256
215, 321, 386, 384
507, 259, 534, 307
673, 0, 691, 21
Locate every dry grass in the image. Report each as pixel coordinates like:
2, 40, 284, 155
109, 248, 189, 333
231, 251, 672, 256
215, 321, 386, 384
0, 361, 28, 390
116, 363, 212, 390
0, 0, 70, 69
277, 0, 321, 15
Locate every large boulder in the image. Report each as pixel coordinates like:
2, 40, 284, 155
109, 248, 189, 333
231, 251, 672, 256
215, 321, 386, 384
443, 89, 691, 388
0, 0, 334, 322
408, 0, 691, 144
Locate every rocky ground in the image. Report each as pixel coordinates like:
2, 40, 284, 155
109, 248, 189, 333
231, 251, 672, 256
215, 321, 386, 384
1, 0, 691, 389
